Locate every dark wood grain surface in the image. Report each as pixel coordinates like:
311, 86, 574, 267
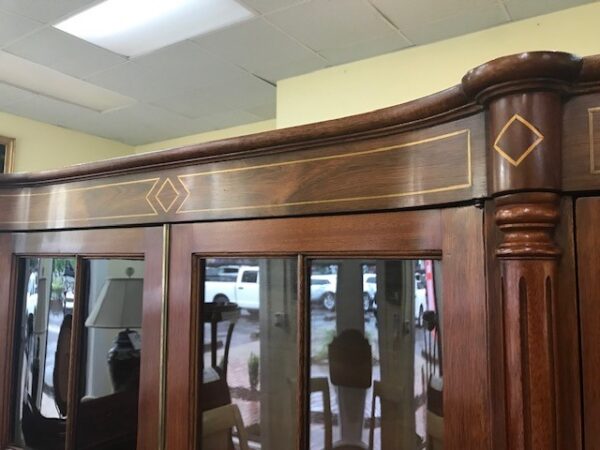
494, 193, 561, 450
562, 92, 600, 191
166, 209, 445, 450
489, 92, 562, 194
554, 198, 582, 450
0, 234, 15, 449
442, 206, 492, 450
0, 116, 485, 230
576, 197, 600, 450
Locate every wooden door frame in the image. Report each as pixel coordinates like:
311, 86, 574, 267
0, 226, 165, 450
576, 197, 600, 450
166, 207, 495, 450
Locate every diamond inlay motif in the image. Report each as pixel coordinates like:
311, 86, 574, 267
493, 114, 544, 167
155, 178, 180, 213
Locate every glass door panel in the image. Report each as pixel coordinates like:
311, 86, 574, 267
76, 259, 145, 450
11, 257, 75, 450
200, 257, 298, 450
308, 259, 443, 450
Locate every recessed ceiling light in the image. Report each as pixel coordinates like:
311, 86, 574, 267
54, 0, 255, 57
0, 51, 135, 112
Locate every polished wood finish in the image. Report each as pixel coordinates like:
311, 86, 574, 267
494, 193, 560, 450
0, 227, 164, 450
4, 50, 600, 450
0, 234, 15, 449
166, 207, 494, 450
562, 92, 600, 191
576, 197, 600, 450
166, 209, 443, 450
489, 93, 562, 194
0, 116, 484, 230
554, 198, 582, 450
462, 51, 582, 101
442, 206, 493, 450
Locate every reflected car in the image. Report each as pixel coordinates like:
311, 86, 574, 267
310, 275, 337, 311
363, 274, 377, 311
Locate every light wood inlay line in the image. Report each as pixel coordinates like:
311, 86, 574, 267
0, 178, 161, 224
494, 114, 544, 167
176, 129, 472, 214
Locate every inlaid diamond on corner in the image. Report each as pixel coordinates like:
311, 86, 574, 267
493, 114, 544, 167
155, 178, 180, 213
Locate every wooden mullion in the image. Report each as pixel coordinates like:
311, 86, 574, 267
65, 256, 87, 450
0, 238, 18, 448
296, 254, 309, 450
192, 256, 203, 450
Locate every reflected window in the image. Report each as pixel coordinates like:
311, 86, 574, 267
11, 257, 76, 449
77, 260, 144, 449
10, 258, 144, 450
309, 259, 443, 450
200, 258, 297, 450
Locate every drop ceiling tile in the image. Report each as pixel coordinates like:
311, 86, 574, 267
0, 10, 42, 48
239, 0, 305, 14
371, 0, 499, 30
503, 0, 594, 20
207, 109, 264, 130
2, 93, 99, 129
0, 83, 35, 106
86, 61, 186, 102
151, 89, 235, 119
0, 0, 97, 23
215, 72, 276, 110
246, 102, 276, 119
256, 57, 327, 83
192, 18, 326, 81
400, 4, 510, 45
320, 32, 412, 65
133, 40, 248, 91
73, 103, 201, 145
266, 0, 406, 53
5, 27, 126, 78
152, 69, 276, 119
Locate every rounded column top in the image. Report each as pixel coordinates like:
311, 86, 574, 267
462, 51, 583, 102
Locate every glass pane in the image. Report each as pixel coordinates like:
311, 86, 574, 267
11, 257, 76, 449
309, 259, 443, 450
76, 259, 144, 450
200, 258, 297, 450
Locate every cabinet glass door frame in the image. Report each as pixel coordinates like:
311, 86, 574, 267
167, 206, 494, 450
0, 227, 166, 450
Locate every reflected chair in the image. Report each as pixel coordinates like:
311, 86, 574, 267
426, 376, 443, 450
310, 329, 372, 450
202, 404, 250, 450
310, 377, 333, 450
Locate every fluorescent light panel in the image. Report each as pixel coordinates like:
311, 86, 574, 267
55, 0, 255, 57
0, 51, 135, 112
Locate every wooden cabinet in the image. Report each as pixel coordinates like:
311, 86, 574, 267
0, 51, 599, 449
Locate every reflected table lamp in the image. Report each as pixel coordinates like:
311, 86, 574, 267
85, 276, 143, 392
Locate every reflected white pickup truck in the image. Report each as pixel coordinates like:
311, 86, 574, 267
204, 265, 259, 311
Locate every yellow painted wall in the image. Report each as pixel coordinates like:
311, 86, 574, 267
277, 2, 600, 127
9, 2, 600, 170
134, 119, 276, 154
0, 111, 134, 173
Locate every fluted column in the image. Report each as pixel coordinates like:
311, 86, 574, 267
462, 52, 583, 450
495, 193, 559, 450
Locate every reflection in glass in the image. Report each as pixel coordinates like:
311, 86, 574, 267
309, 259, 443, 450
77, 260, 144, 450
201, 258, 297, 450
11, 257, 76, 449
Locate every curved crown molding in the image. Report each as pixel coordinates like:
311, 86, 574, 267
1, 51, 599, 186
